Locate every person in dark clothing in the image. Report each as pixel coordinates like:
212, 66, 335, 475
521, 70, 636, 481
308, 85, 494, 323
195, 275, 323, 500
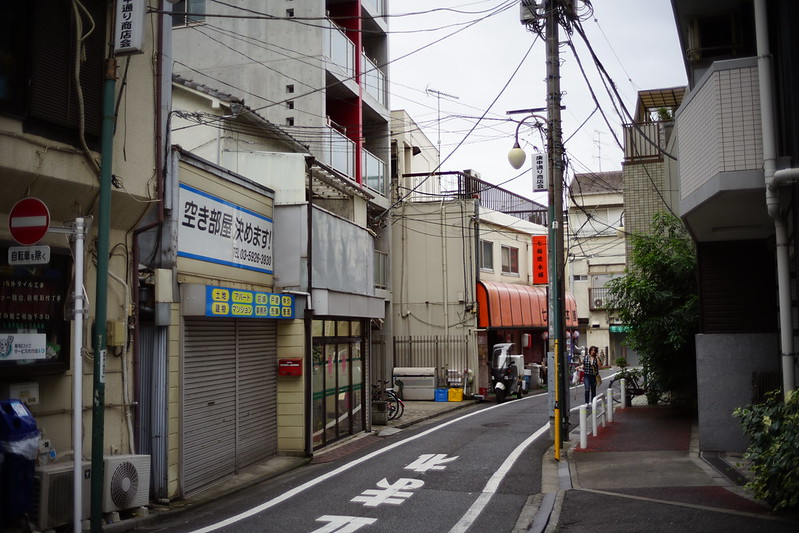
583, 345, 601, 404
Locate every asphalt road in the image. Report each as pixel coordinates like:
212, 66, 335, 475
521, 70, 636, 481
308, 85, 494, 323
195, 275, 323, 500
134, 392, 559, 533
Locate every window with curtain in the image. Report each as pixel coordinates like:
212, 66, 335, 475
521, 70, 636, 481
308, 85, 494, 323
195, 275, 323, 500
501, 245, 519, 275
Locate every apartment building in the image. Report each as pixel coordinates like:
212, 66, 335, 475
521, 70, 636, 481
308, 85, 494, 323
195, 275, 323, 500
167, 0, 391, 494
567, 171, 626, 365
669, 0, 797, 451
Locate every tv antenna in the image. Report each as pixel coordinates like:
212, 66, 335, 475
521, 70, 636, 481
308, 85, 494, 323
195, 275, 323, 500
426, 86, 460, 168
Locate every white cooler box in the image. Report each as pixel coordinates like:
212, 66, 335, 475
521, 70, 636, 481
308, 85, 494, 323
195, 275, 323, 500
392, 367, 437, 400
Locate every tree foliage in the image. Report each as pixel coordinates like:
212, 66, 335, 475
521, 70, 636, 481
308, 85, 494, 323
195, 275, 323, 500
606, 212, 699, 403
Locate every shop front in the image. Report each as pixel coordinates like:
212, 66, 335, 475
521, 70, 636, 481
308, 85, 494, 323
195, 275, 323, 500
475, 280, 578, 395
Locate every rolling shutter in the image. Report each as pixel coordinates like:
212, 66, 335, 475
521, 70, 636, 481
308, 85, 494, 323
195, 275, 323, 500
183, 318, 237, 495
182, 318, 278, 495
236, 320, 278, 468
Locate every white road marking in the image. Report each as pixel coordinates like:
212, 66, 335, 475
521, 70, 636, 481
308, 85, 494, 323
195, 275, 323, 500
189, 397, 546, 533
447, 423, 551, 533
311, 515, 377, 533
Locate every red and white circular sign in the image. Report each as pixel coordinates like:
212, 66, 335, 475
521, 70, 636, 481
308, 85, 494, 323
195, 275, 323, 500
8, 197, 50, 245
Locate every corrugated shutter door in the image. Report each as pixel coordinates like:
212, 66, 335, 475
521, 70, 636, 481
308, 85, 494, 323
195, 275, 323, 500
236, 320, 278, 468
183, 318, 237, 494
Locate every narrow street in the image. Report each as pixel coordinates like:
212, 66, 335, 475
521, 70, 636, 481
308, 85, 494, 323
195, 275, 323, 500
133, 393, 558, 533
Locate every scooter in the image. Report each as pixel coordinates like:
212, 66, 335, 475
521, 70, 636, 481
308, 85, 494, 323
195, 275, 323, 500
490, 343, 527, 403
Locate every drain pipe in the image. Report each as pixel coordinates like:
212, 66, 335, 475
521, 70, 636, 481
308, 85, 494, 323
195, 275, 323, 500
756, 0, 796, 398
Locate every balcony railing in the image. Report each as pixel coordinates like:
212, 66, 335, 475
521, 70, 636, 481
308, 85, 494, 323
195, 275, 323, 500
623, 121, 664, 162
363, 147, 386, 195
589, 287, 611, 310
431, 171, 548, 226
323, 20, 354, 78
362, 54, 386, 106
319, 126, 355, 179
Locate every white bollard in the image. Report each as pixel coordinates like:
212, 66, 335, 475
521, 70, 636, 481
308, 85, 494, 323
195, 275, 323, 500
591, 396, 599, 436
621, 378, 627, 408
606, 389, 613, 423
579, 404, 587, 449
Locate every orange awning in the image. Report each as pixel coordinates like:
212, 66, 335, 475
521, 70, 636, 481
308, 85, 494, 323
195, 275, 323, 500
476, 280, 578, 329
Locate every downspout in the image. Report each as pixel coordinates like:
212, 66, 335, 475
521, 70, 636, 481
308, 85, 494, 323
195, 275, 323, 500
132, 1, 169, 481
440, 200, 449, 338
756, 0, 796, 398
299, 156, 316, 457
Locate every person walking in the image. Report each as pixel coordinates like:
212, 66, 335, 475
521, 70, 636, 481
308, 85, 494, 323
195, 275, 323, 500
583, 345, 601, 404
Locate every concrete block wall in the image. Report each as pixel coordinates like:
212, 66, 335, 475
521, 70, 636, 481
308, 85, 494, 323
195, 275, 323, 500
696, 332, 779, 452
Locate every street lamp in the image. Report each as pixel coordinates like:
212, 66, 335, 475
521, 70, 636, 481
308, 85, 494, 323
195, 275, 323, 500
507, 113, 547, 170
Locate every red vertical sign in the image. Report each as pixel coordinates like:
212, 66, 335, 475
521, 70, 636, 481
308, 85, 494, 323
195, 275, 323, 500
532, 235, 548, 285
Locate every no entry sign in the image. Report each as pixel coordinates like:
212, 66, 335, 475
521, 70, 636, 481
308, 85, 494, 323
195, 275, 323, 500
8, 197, 50, 245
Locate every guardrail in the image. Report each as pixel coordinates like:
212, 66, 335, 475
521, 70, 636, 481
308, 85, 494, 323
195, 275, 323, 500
579, 389, 614, 449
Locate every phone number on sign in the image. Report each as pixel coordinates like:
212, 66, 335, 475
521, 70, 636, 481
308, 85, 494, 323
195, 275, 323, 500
232, 246, 272, 266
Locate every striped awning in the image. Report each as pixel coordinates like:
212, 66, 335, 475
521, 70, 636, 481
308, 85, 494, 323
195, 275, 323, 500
476, 280, 578, 329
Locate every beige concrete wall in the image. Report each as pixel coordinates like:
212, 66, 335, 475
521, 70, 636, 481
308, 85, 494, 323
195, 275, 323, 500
167, 303, 181, 498
277, 320, 306, 454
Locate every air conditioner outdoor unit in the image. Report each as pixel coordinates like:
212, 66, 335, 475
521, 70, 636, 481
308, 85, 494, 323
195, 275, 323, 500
32, 461, 92, 531
103, 454, 151, 513
594, 298, 604, 307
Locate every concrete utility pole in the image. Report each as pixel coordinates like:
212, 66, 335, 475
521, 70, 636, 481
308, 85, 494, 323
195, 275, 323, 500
545, 0, 569, 453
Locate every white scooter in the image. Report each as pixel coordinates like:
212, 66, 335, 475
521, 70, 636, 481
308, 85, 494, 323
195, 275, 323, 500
490, 343, 528, 403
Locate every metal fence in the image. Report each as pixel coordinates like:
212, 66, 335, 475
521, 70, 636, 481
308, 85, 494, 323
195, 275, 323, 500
393, 335, 470, 387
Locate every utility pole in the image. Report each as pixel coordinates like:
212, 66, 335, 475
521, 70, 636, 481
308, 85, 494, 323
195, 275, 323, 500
545, 0, 569, 455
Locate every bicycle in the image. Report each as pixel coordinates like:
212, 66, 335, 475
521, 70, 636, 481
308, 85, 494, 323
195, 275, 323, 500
609, 369, 667, 405
372, 381, 404, 421
608, 369, 645, 404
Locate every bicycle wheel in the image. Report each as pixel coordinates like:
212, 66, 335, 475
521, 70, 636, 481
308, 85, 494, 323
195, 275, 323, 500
610, 378, 623, 404
387, 391, 404, 419
385, 395, 399, 420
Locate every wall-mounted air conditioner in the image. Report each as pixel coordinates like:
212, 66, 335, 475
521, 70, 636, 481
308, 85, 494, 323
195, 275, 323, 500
32, 461, 91, 530
103, 454, 151, 512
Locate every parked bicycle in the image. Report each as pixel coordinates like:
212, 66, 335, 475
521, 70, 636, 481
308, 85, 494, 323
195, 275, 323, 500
372, 381, 404, 421
608, 368, 666, 405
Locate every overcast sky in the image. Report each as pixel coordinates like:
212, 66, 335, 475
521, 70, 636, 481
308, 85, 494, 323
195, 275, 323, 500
387, 0, 687, 202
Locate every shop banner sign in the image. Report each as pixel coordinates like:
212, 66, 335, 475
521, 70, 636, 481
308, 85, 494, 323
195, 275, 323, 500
0, 333, 47, 360
533, 152, 548, 192
205, 285, 295, 319
178, 184, 273, 274
532, 235, 548, 285
114, 0, 146, 54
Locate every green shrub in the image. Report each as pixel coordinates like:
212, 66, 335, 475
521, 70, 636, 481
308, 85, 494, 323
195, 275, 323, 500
733, 390, 799, 510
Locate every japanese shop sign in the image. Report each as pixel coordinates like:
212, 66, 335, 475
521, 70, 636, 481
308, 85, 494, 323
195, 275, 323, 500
533, 151, 548, 192
205, 285, 294, 319
114, 0, 146, 54
532, 235, 548, 285
178, 184, 274, 274
8, 246, 50, 266
0, 333, 47, 360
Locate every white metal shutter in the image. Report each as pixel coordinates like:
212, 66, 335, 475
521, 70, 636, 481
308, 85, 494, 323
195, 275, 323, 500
183, 318, 278, 495
236, 320, 278, 468
183, 318, 237, 494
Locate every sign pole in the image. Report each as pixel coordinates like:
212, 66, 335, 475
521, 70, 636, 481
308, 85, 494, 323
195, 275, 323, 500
70, 218, 87, 533
90, 56, 117, 533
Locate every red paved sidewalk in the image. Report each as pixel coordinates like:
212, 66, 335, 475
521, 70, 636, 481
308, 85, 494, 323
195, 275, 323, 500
574, 405, 692, 453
